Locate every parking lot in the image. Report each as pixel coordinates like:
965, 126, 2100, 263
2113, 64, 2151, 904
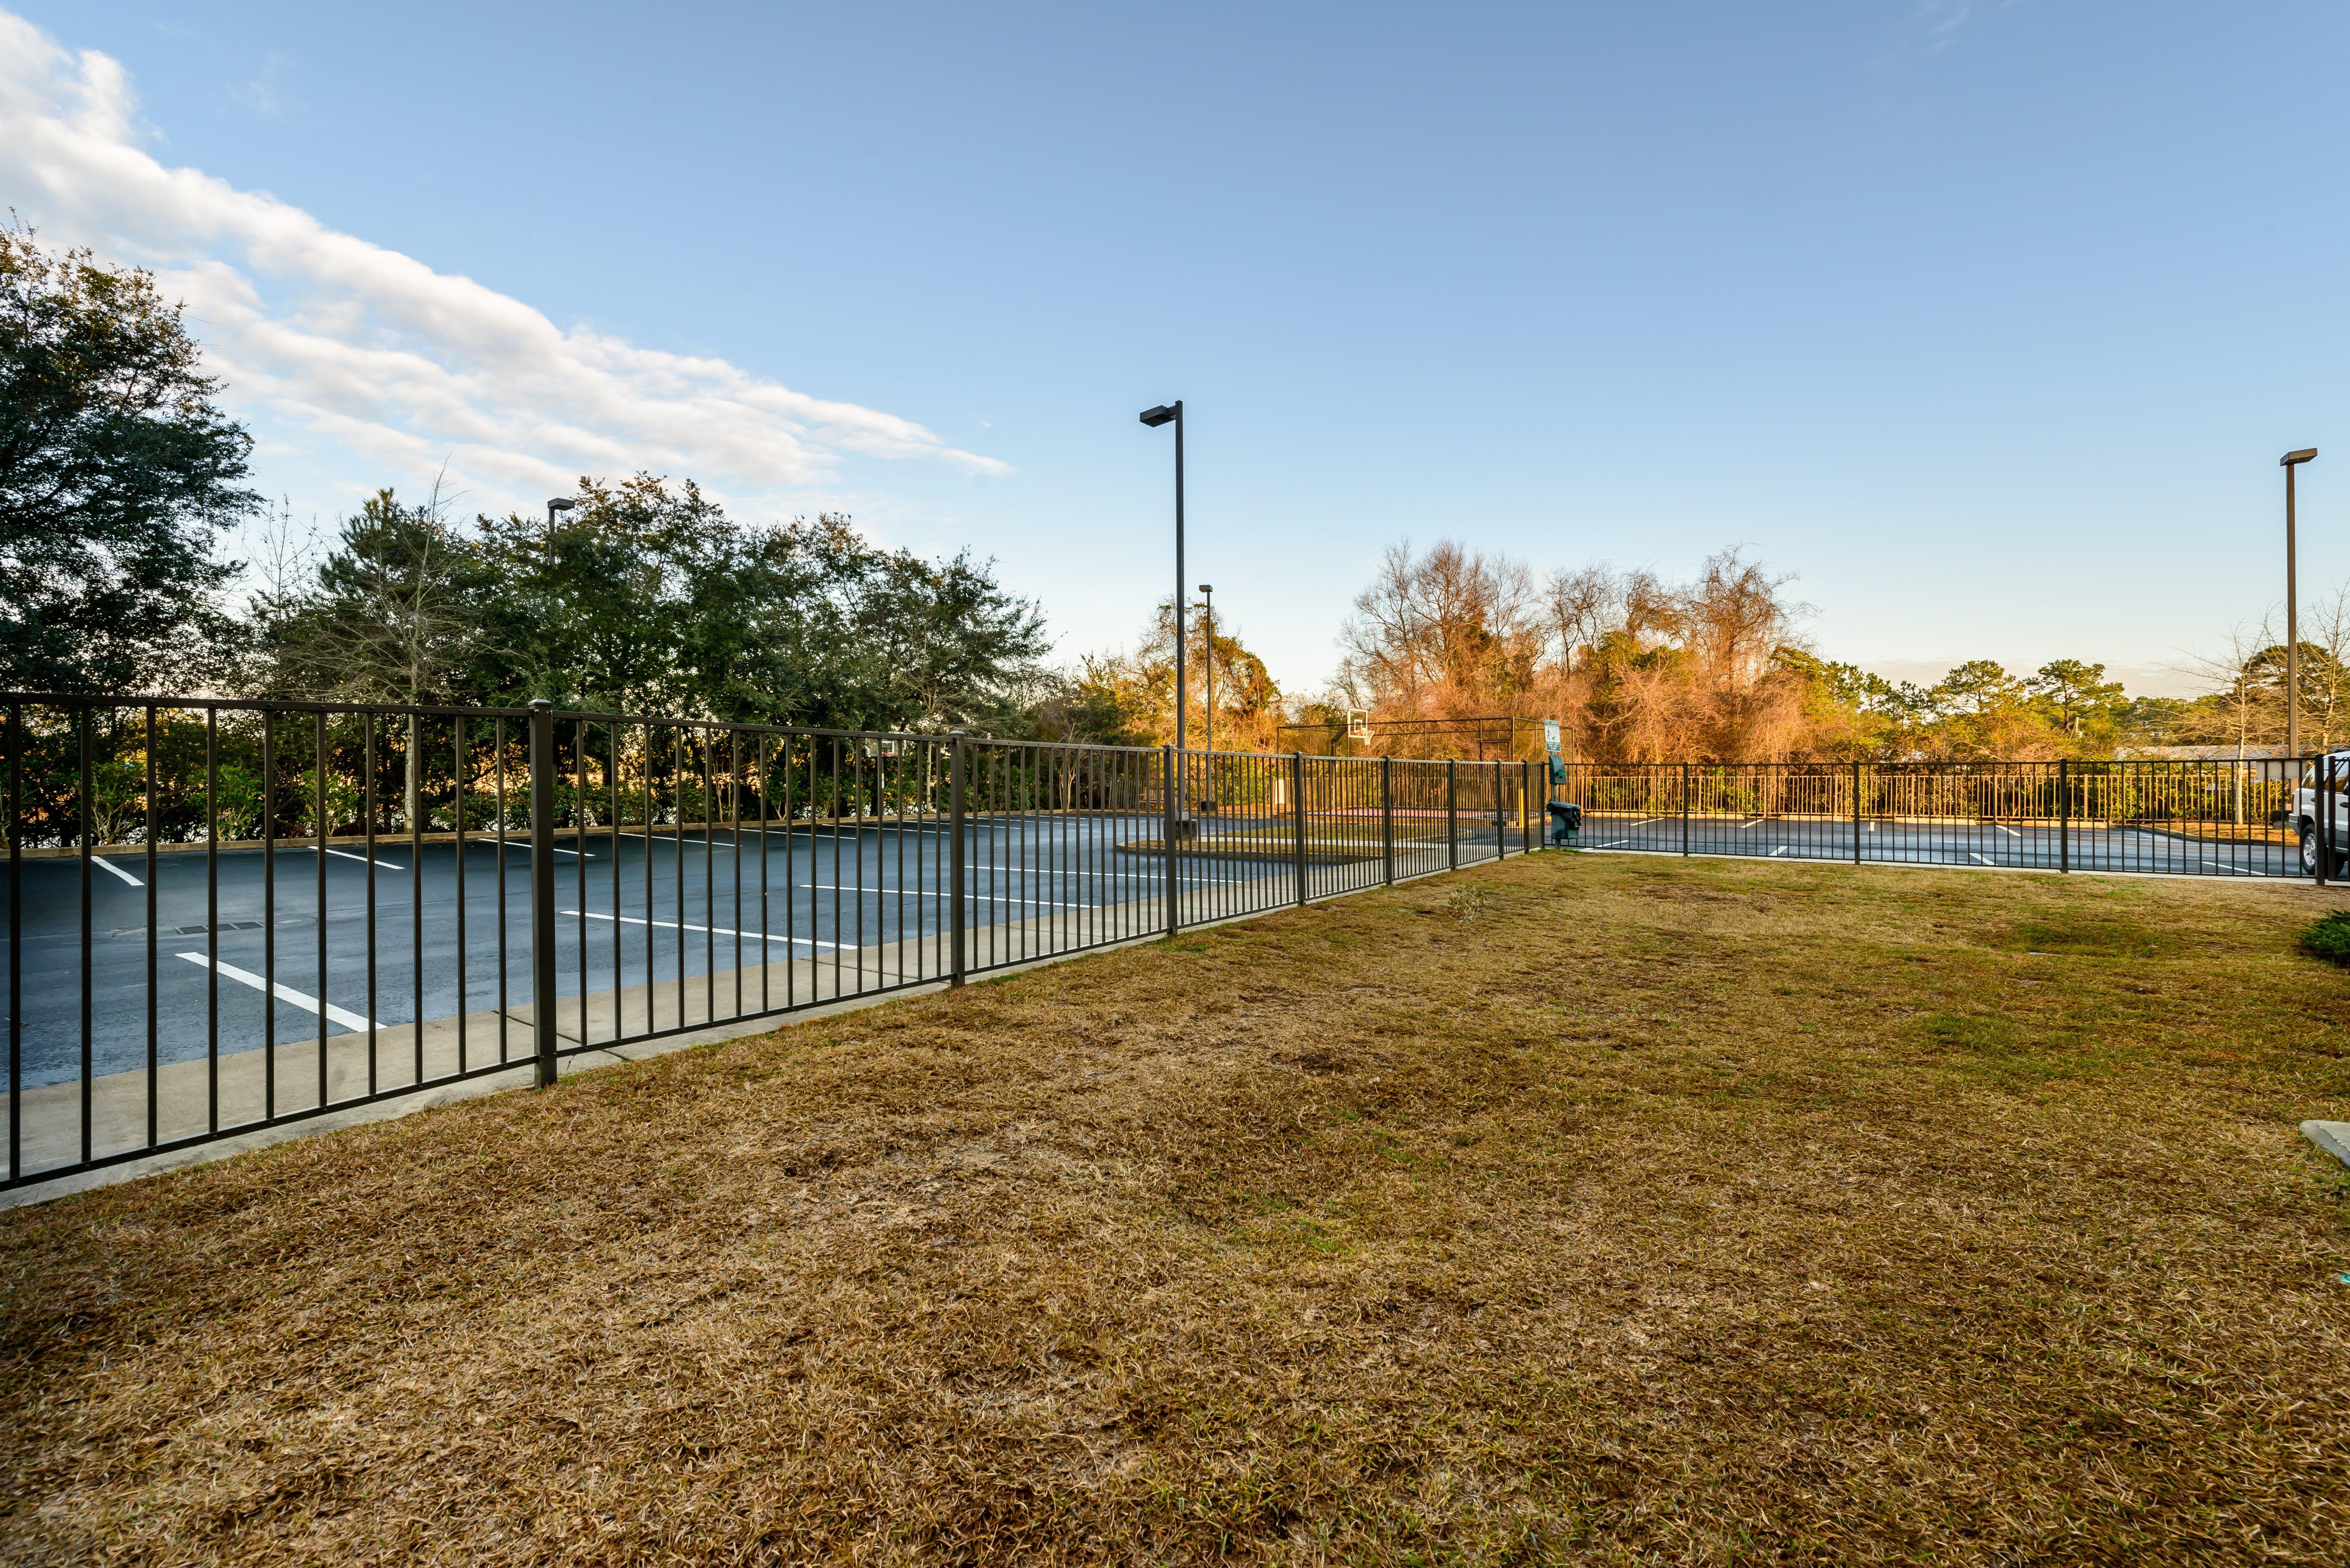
5, 812, 1493, 1091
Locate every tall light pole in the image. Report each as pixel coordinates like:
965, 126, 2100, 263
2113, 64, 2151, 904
1139, 401, 1185, 752
1198, 584, 1214, 757
546, 496, 576, 565
2285, 448, 2318, 759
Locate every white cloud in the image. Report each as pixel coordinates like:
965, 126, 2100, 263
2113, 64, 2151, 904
0, 9, 1005, 523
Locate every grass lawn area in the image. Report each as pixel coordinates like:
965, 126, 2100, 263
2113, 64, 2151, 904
6, 853, 2350, 1563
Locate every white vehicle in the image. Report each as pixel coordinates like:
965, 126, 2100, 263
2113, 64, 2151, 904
2294, 752, 2350, 876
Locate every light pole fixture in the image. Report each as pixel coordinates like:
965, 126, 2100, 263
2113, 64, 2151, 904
545, 496, 576, 564
1139, 401, 1186, 755
2284, 448, 2318, 759
1198, 584, 1214, 761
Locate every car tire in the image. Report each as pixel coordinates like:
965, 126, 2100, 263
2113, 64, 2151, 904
2300, 822, 2348, 878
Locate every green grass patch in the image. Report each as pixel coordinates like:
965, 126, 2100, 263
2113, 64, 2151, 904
2302, 910, 2350, 966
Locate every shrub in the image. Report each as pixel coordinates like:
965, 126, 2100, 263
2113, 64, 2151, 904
2299, 911, 2350, 966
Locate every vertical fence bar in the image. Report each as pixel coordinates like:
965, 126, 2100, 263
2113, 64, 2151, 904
492, 716, 506, 1063
77, 705, 93, 1160
1162, 744, 1179, 937
1681, 761, 1691, 857
757, 734, 769, 1013
730, 730, 743, 1021
1382, 755, 1394, 886
530, 700, 558, 1087
2325, 755, 2336, 889
1524, 759, 1534, 853
366, 714, 379, 1090
950, 731, 967, 985
408, 714, 422, 1087
673, 728, 686, 1023
613, 724, 625, 1034
6, 702, 18, 1182
205, 709, 218, 1132
1447, 759, 1458, 871
1492, 758, 1504, 860
453, 716, 468, 1071
1852, 760, 1862, 864
314, 708, 330, 1109
262, 711, 276, 1123
827, 737, 842, 998
2059, 759, 2070, 874
703, 728, 717, 1027
1291, 751, 1308, 906
145, 706, 158, 1147
579, 721, 593, 1043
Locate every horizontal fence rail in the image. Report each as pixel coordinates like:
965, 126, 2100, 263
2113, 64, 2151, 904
1555, 757, 2324, 880
2, 694, 1538, 1190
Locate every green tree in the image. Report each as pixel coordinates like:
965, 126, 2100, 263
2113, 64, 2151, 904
469, 473, 719, 711
683, 511, 894, 729
0, 223, 256, 689
255, 488, 489, 827
2024, 659, 2126, 738
857, 547, 1050, 732
258, 489, 485, 706
1770, 649, 1900, 759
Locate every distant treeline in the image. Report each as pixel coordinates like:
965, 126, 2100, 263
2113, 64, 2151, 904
1291, 540, 2344, 763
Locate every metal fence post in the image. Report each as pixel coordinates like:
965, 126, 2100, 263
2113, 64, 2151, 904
1163, 744, 1180, 935
949, 731, 967, 985
1381, 755, 1394, 886
1493, 758, 1504, 858
1291, 750, 1307, 906
2325, 755, 2335, 889
1852, 760, 1862, 864
1522, 759, 1534, 852
1681, 762, 1691, 857
2059, 759, 2070, 874
1447, 759, 1458, 870
529, 699, 558, 1089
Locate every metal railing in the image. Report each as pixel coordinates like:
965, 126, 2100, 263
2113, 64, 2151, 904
2, 694, 1540, 1191
1552, 758, 2319, 879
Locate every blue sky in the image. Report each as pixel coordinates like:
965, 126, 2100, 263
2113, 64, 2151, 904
4, 2, 2344, 697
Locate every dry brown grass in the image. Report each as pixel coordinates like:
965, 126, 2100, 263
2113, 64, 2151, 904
7, 854, 2350, 1564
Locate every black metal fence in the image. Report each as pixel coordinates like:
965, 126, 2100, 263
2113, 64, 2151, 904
1557, 758, 2319, 879
2, 695, 1537, 1191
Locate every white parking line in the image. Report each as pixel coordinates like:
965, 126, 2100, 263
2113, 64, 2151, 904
1738, 818, 1765, 831
797, 882, 1094, 909
1969, 852, 1994, 866
90, 856, 144, 887
1996, 824, 2022, 839
1769, 845, 1789, 856
176, 952, 372, 1030
307, 846, 407, 871
496, 842, 594, 858
2203, 857, 2272, 877
565, 909, 837, 950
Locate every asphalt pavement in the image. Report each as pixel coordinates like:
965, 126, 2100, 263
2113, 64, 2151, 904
4, 813, 1487, 1088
